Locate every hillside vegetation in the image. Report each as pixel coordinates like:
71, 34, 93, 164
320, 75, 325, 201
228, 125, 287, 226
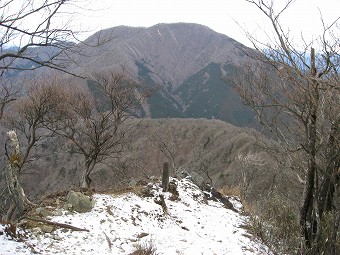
0, 118, 302, 216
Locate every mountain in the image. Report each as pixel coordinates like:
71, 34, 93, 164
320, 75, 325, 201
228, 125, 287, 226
67, 23, 255, 126
4, 23, 256, 125
0, 177, 272, 254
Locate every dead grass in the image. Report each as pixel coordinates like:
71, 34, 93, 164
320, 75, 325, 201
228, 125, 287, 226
219, 185, 242, 197
247, 194, 301, 254
218, 185, 252, 213
129, 241, 158, 255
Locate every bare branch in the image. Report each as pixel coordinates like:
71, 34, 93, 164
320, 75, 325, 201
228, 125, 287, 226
230, 1, 340, 251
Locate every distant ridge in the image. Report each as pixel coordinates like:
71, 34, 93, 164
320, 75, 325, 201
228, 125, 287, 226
11, 23, 256, 125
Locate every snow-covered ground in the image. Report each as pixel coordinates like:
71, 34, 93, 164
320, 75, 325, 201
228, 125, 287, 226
0, 178, 271, 255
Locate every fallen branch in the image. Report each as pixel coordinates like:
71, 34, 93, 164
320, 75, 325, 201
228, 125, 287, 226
23, 217, 90, 232
103, 231, 112, 250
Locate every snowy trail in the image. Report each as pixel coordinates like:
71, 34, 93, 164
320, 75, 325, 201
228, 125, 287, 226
0, 178, 270, 255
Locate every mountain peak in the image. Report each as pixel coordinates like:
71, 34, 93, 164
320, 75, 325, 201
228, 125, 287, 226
78, 22, 246, 83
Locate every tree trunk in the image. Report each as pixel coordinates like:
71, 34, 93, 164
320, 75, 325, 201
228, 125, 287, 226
5, 131, 34, 221
300, 48, 320, 250
300, 163, 315, 249
318, 121, 338, 218
81, 159, 93, 189
300, 113, 319, 249
162, 162, 170, 192
81, 174, 92, 189
330, 183, 340, 255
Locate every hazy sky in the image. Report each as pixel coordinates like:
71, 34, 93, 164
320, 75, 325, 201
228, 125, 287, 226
78, 0, 339, 47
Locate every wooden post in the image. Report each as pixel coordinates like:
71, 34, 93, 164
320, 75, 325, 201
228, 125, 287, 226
162, 162, 169, 192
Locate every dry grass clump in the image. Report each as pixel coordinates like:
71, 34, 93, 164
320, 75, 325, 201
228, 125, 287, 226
219, 185, 252, 213
247, 194, 301, 254
129, 241, 158, 255
219, 185, 242, 198
220, 184, 302, 253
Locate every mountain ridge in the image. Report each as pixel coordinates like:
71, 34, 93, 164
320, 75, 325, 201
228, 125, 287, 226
70, 23, 256, 125
7, 23, 256, 125
76, 23, 251, 89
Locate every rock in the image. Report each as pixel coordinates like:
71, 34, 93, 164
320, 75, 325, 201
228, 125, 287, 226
169, 181, 179, 201
52, 235, 63, 241
40, 225, 54, 233
201, 183, 237, 212
140, 186, 153, 197
52, 209, 63, 216
66, 190, 94, 213
35, 207, 52, 217
129, 178, 137, 187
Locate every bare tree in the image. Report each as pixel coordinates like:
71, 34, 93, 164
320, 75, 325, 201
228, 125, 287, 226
51, 71, 148, 189
0, 0, 87, 77
231, 1, 339, 254
0, 0, 112, 220
148, 132, 180, 175
0, 78, 21, 120
146, 121, 189, 178
2, 76, 65, 220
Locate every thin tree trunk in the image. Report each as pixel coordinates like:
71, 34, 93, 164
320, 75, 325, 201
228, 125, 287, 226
5, 131, 34, 221
81, 174, 92, 189
318, 121, 338, 217
329, 181, 340, 255
81, 159, 93, 189
300, 115, 318, 249
4, 204, 16, 222
300, 49, 320, 250
300, 163, 315, 249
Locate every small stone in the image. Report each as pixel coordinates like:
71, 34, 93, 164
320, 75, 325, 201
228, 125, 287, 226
129, 178, 137, 187
52, 234, 63, 241
66, 190, 94, 213
140, 187, 153, 197
40, 225, 55, 233
35, 207, 52, 217
52, 209, 63, 216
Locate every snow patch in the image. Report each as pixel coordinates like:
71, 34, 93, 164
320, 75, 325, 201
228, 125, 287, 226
0, 178, 271, 254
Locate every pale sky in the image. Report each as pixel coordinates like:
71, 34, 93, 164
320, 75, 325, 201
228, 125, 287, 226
77, 0, 340, 47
